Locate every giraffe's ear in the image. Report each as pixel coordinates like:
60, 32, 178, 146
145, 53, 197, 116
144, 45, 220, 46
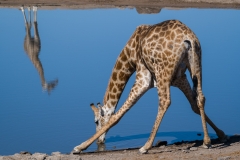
90, 103, 98, 117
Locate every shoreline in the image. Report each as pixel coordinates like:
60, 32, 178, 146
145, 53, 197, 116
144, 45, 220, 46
1, 135, 240, 160
1, 0, 240, 12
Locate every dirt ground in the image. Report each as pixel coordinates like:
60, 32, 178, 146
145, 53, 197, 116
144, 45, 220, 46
0, 0, 240, 11
1, 135, 240, 160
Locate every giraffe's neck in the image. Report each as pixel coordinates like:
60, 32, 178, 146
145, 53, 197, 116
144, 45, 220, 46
102, 48, 135, 115
101, 25, 151, 115
29, 55, 46, 87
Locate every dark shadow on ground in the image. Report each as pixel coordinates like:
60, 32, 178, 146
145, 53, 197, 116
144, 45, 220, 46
106, 131, 218, 144
82, 133, 240, 154
85, 131, 240, 153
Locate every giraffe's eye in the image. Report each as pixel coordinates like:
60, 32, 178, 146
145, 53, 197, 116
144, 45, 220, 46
101, 109, 104, 117
95, 120, 99, 125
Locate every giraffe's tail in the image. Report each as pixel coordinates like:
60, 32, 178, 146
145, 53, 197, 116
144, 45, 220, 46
184, 39, 203, 101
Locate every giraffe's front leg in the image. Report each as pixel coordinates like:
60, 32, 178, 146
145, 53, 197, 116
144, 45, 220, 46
140, 86, 171, 153
139, 64, 172, 154
73, 64, 153, 153
73, 113, 120, 153
74, 135, 106, 152
139, 83, 171, 154
73, 142, 88, 153
20, 6, 24, 12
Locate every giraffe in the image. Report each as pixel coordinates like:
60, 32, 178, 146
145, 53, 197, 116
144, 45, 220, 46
21, 6, 58, 93
74, 20, 228, 154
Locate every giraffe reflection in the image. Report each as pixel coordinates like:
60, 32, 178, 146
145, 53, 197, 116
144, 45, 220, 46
21, 6, 58, 93
97, 143, 106, 152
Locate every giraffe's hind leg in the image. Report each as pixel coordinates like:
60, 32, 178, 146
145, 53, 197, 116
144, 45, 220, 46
172, 74, 228, 143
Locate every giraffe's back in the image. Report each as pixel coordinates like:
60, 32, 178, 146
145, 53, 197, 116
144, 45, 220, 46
140, 20, 200, 80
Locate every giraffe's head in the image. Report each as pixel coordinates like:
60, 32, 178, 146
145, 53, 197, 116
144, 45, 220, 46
90, 103, 111, 144
42, 79, 59, 94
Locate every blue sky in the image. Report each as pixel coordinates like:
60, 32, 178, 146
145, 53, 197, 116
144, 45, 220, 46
0, 8, 240, 155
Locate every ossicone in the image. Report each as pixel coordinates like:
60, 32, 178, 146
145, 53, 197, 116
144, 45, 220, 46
90, 103, 98, 116
97, 102, 103, 108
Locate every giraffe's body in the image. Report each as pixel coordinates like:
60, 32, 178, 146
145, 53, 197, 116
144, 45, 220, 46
21, 6, 58, 93
74, 20, 227, 153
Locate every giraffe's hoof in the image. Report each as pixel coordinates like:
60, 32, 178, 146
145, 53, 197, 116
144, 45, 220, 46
73, 145, 84, 154
72, 147, 82, 154
73, 142, 88, 154
202, 143, 211, 149
220, 135, 230, 143
33, 6, 38, 11
72, 150, 81, 155
139, 147, 148, 154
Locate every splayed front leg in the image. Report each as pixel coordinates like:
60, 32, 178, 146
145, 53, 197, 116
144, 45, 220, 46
139, 146, 148, 154
73, 142, 87, 153
138, 96, 171, 154
139, 66, 172, 154
72, 114, 117, 154
74, 65, 153, 154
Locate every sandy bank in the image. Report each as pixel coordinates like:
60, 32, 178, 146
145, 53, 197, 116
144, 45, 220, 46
0, 0, 240, 13
1, 135, 240, 160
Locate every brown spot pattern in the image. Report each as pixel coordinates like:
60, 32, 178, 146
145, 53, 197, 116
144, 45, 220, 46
155, 27, 160, 33
112, 72, 117, 81
110, 94, 116, 99
109, 82, 114, 91
119, 71, 127, 81
116, 61, 122, 70
159, 32, 165, 37
113, 87, 117, 93
162, 26, 168, 31
164, 50, 172, 56
132, 41, 136, 48
162, 41, 166, 48
153, 34, 159, 40
170, 32, 175, 40
167, 42, 174, 50
121, 54, 128, 62
176, 29, 182, 34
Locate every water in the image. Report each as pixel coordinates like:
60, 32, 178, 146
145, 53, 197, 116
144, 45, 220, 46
0, 7, 240, 155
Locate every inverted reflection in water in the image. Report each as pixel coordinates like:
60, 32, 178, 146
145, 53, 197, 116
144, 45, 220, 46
97, 143, 106, 152
21, 6, 58, 93
135, 7, 161, 14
